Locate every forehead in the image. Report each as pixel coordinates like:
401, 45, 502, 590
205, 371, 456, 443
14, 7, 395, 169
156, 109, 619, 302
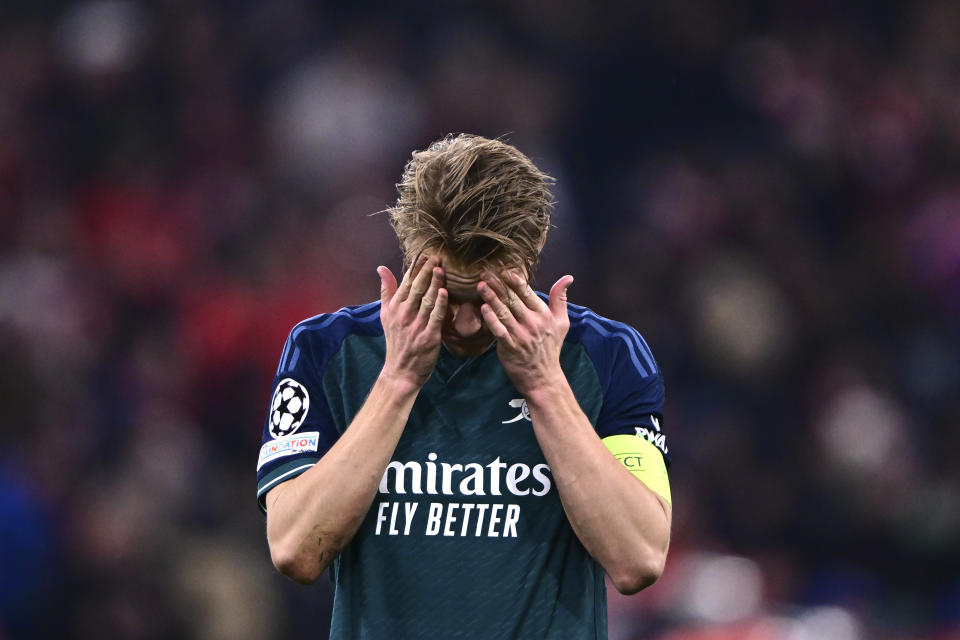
442, 259, 486, 301
421, 248, 502, 301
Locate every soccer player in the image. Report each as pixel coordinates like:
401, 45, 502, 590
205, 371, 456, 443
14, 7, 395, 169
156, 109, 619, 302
256, 135, 672, 638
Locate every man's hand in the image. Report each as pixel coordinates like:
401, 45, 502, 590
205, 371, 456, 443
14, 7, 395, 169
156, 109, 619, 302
377, 256, 448, 394
267, 257, 447, 583
478, 270, 574, 396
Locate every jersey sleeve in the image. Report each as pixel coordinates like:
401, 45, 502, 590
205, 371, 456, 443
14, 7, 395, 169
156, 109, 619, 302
256, 324, 341, 512
585, 317, 670, 468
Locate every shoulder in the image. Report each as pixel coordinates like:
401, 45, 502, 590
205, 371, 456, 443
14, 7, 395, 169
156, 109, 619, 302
276, 300, 383, 375
289, 300, 383, 343
559, 299, 667, 456
563, 300, 660, 381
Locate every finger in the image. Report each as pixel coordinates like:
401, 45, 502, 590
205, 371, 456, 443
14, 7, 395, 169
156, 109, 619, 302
395, 254, 429, 303
426, 287, 448, 333
481, 272, 520, 317
406, 257, 437, 308
503, 284, 526, 321
494, 273, 529, 322
478, 279, 521, 330
378, 266, 398, 305
481, 302, 517, 349
418, 266, 445, 320
503, 270, 547, 312
549, 275, 574, 321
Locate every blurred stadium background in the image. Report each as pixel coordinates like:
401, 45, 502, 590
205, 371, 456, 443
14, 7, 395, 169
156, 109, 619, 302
1, 1, 959, 639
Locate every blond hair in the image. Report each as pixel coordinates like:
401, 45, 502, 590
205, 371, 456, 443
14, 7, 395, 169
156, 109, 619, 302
387, 134, 554, 274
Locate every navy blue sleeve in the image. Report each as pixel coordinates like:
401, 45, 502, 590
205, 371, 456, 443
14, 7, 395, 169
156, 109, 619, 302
255, 318, 342, 512
568, 304, 670, 467
597, 357, 668, 464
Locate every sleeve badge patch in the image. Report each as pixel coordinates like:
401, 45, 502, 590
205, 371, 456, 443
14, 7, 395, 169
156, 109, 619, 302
269, 378, 310, 439
258, 431, 320, 470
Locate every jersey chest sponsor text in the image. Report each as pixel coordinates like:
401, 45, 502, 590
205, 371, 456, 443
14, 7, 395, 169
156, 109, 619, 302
373, 452, 553, 539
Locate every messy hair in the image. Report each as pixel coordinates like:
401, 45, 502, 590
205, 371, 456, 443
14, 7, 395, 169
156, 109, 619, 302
387, 134, 554, 274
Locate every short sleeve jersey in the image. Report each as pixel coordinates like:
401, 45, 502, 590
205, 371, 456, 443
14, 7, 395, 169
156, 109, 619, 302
256, 299, 669, 639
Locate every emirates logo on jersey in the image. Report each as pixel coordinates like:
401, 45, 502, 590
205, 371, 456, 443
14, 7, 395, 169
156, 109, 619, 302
373, 452, 553, 539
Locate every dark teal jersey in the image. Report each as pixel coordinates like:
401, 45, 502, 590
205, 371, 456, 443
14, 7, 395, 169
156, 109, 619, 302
256, 299, 668, 639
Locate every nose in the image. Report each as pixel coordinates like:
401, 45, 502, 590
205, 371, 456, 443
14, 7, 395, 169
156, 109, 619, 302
450, 302, 484, 337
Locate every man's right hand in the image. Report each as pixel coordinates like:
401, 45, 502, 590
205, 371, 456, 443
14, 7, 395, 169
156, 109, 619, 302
267, 256, 448, 583
377, 255, 448, 394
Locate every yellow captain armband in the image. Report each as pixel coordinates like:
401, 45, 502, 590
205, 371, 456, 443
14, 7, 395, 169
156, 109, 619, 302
602, 434, 672, 506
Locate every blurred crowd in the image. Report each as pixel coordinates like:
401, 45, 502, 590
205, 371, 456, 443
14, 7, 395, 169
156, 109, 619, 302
1, 1, 959, 639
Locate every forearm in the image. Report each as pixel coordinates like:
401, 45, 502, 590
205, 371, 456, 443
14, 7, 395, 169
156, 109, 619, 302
525, 376, 671, 594
265, 374, 418, 582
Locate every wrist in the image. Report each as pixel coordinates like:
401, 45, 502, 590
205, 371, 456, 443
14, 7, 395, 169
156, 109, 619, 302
376, 365, 425, 399
519, 369, 570, 407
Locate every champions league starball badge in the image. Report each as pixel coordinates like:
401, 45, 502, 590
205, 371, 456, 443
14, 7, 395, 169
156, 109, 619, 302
269, 378, 310, 438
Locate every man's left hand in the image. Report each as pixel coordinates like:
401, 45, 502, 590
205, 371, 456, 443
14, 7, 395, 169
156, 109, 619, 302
478, 270, 574, 396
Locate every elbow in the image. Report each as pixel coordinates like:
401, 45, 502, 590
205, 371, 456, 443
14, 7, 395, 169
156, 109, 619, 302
269, 541, 327, 585
609, 548, 667, 595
